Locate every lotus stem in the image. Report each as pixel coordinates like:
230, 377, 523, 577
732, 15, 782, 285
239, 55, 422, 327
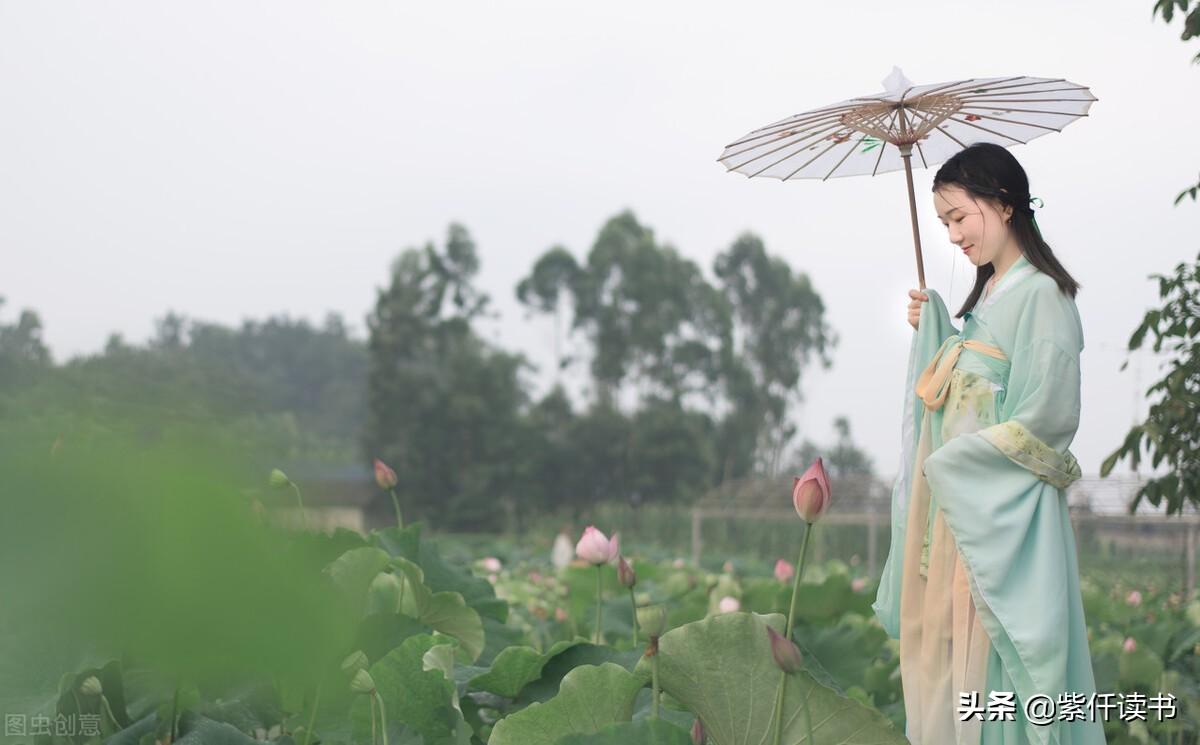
290, 482, 310, 529
595, 566, 603, 645
301, 681, 321, 745
786, 522, 813, 639
772, 520, 815, 745
629, 588, 640, 648
99, 695, 121, 734
650, 638, 661, 719
374, 691, 389, 745
388, 488, 403, 529
370, 693, 377, 745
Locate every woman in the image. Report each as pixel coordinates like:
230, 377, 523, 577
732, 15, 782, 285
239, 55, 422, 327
871, 143, 1107, 744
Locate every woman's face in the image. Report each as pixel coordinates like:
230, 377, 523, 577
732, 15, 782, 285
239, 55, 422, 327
933, 184, 1013, 268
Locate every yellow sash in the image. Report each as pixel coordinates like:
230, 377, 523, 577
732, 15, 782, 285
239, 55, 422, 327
914, 336, 1006, 412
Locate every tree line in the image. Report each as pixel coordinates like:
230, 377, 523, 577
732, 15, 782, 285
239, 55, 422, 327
1, 211, 873, 529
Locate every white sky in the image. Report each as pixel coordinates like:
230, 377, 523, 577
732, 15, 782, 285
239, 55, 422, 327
2, 1, 1197, 479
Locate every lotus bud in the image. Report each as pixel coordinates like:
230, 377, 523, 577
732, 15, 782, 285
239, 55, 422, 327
774, 559, 794, 583
554, 607, 568, 623
79, 676, 103, 697
350, 669, 376, 695
366, 571, 403, 615
1123, 637, 1137, 653
637, 605, 668, 637
617, 557, 637, 588
851, 577, 868, 593
481, 557, 502, 573
575, 526, 620, 565
691, 718, 706, 745
373, 458, 398, 490
792, 457, 832, 523
717, 596, 740, 614
767, 626, 804, 674
268, 468, 291, 489
341, 650, 369, 676
1126, 590, 1143, 607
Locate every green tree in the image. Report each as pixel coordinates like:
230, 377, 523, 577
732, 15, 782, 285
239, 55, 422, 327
0, 297, 52, 375
792, 416, 875, 480
1102, 255, 1200, 514
1153, 0, 1200, 202
520, 211, 729, 406
366, 224, 533, 528
713, 233, 835, 478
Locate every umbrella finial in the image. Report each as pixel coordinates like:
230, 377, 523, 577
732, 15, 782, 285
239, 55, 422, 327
882, 66, 914, 95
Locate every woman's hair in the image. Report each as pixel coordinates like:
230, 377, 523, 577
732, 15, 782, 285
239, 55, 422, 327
932, 142, 1080, 318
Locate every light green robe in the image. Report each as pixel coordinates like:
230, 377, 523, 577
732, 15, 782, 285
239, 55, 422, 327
872, 255, 1106, 744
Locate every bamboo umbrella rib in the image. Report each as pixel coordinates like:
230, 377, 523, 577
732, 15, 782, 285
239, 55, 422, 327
954, 85, 1089, 101
729, 120, 847, 174
726, 102, 868, 146
945, 114, 1029, 144
821, 138, 862, 181
869, 109, 901, 176
871, 139, 890, 177
957, 89, 1092, 103
896, 100, 959, 143
933, 123, 971, 150
737, 121, 848, 176
958, 104, 1088, 117
722, 113, 854, 155
850, 106, 902, 147
904, 77, 982, 99
720, 110, 853, 158
927, 76, 1053, 99
952, 96, 1095, 105
780, 136, 855, 181
955, 110, 1064, 133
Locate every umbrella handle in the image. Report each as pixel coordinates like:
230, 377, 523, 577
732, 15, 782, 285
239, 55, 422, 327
899, 146, 927, 290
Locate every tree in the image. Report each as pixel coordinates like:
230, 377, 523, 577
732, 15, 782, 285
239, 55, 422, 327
519, 211, 730, 406
792, 416, 875, 481
1153, 0, 1200, 202
366, 224, 533, 528
1102, 255, 1200, 514
0, 297, 51, 370
713, 233, 835, 478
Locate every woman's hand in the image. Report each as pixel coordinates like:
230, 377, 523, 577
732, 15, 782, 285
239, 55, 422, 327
907, 289, 928, 330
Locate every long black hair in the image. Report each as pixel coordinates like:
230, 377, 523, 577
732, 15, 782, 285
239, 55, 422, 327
932, 142, 1080, 318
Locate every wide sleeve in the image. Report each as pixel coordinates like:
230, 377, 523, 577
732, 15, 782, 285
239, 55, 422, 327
870, 289, 958, 640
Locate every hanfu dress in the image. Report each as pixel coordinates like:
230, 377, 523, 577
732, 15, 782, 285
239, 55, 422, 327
872, 255, 1107, 745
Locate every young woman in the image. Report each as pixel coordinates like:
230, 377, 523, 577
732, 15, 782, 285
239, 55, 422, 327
872, 143, 1107, 744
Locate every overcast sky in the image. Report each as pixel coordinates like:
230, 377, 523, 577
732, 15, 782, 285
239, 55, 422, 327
2, 1, 1197, 480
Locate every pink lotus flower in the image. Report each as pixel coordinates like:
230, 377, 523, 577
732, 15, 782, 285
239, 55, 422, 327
575, 526, 620, 565
774, 559, 795, 583
374, 458, 398, 490
1126, 590, 1143, 607
851, 577, 868, 593
1123, 637, 1137, 653
717, 596, 740, 614
555, 607, 568, 623
481, 557, 502, 573
792, 458, 831, 523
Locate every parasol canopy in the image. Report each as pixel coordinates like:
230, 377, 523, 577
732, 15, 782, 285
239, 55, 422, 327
718, 67, 1097, 288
